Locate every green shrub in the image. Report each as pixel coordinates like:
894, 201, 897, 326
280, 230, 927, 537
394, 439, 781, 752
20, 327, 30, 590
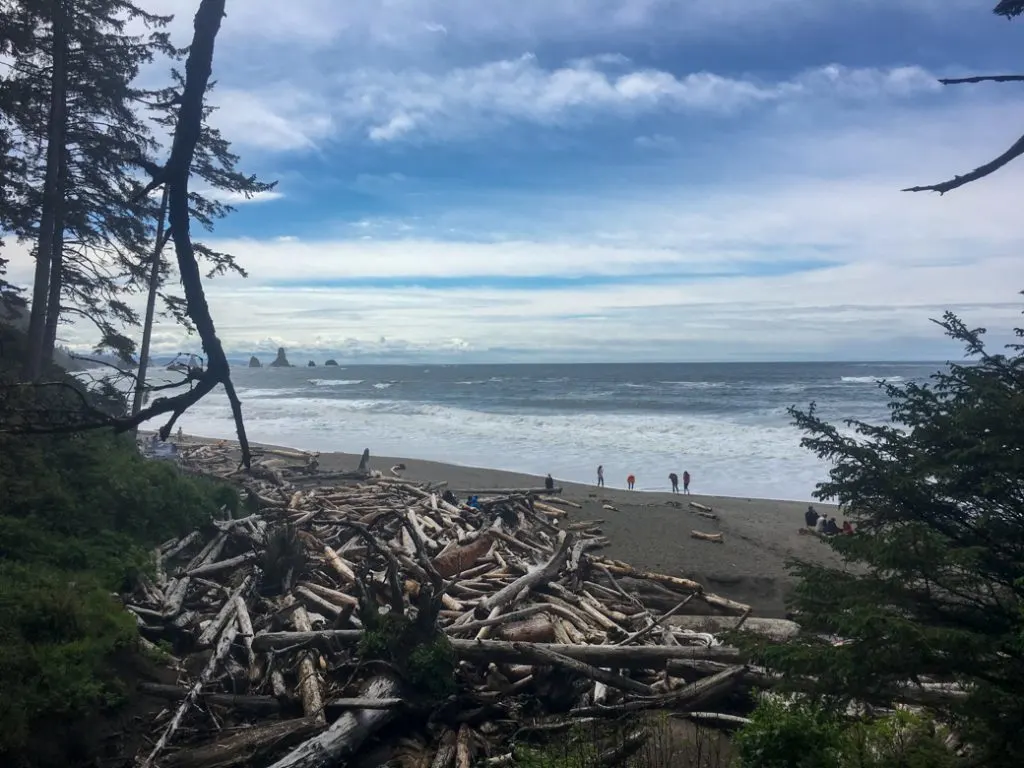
0, 329, 239, 760
731, 695, 846, 768
0, 562, 137, 755
732, 695, 960, 768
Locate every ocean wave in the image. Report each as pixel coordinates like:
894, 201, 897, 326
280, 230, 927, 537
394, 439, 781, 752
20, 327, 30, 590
841, 375, 904, 384
373, 382, 395, 390
172, 391, 852, 501
308, 378, 364, 387
657, 380, 726, 389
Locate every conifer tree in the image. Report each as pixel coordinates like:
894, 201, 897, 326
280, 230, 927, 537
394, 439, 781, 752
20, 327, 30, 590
755, 308, 1024, 766
1, 0, 173, 377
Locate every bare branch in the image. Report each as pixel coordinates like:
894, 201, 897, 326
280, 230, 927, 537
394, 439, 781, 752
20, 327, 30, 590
902, 131, 1024, 194
939, 74, 1024, 85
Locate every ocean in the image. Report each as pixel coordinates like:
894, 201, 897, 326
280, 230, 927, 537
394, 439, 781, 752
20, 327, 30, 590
165, 361, 941, 502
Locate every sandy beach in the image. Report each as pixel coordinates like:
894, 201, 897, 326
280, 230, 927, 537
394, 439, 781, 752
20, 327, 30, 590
163, 433, 841, 618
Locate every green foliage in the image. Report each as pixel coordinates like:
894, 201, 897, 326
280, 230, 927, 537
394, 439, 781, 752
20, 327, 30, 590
744, 308, 1024, 765
0, 562, 137, 754
731, 696, 846, 768
358, 610, 457, 701
0, 328, 236, 759
732, 697, 957, 768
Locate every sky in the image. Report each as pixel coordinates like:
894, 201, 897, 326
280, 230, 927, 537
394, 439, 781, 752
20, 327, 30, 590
5, 0, 1024, 362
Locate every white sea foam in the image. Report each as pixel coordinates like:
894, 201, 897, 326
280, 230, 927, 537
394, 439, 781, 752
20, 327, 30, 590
840, 375, 905, 384
308, 378, 364, 386
173, 385, 841, 501
373, 382, 394, 390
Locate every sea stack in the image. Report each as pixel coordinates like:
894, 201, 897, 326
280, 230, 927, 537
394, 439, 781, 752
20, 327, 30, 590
324, 359, 339, 367
248, 355, 262, 368
307, 360, 316, 367
269, 347, 291, 367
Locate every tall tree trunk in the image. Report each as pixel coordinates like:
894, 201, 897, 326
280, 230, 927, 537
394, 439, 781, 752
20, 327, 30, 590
23, 0, 69, 380
42, 152, 69, 360
131, 187, 169, 418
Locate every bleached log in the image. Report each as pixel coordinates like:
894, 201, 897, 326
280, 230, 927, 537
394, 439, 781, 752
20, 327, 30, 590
252, 631, 744, 666
322, 545, 357, 583
473, 532, 573, 619
456, 724, 473, 768
293, 607, 326, 725
452, 486, 562, 495
265, 674, 402, 768
690, 530, 723, 544
186, 551, 257, 578
666, 616, 800, 641
137, 682, 283, 715
298, 581, 358, 608
430, 728, 457, 768
235, 596, 255, 668
508, 642, 653, 696
196, 575, 251, 647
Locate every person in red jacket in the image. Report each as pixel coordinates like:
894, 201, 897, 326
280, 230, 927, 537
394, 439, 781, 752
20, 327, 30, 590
682, 470, 691, 494
627, 474, 635, 490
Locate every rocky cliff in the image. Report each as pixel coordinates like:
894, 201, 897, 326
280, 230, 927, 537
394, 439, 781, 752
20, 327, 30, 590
324, 359, 339, 367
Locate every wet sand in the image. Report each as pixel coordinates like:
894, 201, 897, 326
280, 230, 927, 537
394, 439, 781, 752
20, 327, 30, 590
166, 435, 841, 618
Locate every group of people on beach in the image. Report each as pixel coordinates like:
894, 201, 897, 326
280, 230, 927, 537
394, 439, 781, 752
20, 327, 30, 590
805, 505, 853, 537
594, 464, 691, 493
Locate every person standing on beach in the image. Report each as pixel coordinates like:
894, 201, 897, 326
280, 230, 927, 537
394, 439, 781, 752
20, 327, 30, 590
627, 473, 636, 490
669, 472, 679, 493
597, 465, 605, 487
682, 470, 691, 494
544, 473, 554, 491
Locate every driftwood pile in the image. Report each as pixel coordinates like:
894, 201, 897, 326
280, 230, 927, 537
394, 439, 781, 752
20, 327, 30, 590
125, 442, 825, 766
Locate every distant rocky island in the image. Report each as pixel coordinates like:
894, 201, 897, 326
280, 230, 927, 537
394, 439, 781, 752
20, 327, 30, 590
244, 348, 341, 368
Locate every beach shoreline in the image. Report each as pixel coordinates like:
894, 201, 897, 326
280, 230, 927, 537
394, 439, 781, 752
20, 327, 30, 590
154, 431, 842, 617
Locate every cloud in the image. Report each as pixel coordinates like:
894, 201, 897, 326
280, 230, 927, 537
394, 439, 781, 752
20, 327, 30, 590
198, 188, 284, 205
206, 88, 334, 152
335, 59, 940, 143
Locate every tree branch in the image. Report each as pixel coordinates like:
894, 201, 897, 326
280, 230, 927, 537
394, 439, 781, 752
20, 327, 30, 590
939, 74, 1024, 85
902, 131, 1024, 194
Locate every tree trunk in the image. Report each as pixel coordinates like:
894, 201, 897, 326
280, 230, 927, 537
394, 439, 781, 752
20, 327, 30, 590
24, 0, 69, 380
131, 186, 169, 417
42, 152, 69, 361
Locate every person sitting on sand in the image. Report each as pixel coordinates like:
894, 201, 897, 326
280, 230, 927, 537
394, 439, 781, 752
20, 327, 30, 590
804, 505, 819, 528
815, 513, 828, 535
544, 473, 554, 491
669, 472, 679, 493
627, 473, 636, 490
682, 470, 691, 494
597, 464, 605, 487
842, 520, 854, 535
824, 516, 841, 536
